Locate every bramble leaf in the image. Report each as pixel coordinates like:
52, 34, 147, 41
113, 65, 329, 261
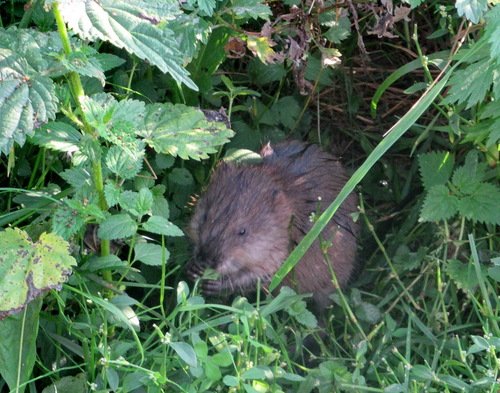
54, 0, 197, 90
0, 228, 76, 319
141, 103, 234, 160
418, 151, 455, 190
446, 259, 486, 291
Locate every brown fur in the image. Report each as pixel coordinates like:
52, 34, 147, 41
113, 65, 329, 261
187, 140, 359, 309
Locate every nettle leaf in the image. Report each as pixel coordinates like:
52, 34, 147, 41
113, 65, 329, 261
59, 167, 91, 189
446, 259, 486, 292
105, 142, 145, 180
81, 94, 145, 144
443, 56, 495, 108
134, 242, 169, 266
98, 213, 138, 240
418, 151, 455, 190
104, 181, 121, 207
119, 188, 153, 218
30, 122, 81, 154
0, 54, 58, 154
455, 0, 488, 23
52, 203, 86, 240
141, 103, 234, 160
60, 48, 107, 85
55, 0, 197, 90
169, 14, 211, 62
142, 215, 184, 237
0, 228, 76, 319
456, 182, 500, 225
229, 0, 272, 20
420, 184, 459, 222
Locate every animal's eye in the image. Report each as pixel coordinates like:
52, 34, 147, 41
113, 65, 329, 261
238, 228, 247, 236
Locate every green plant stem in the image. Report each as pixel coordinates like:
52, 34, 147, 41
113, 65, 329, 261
53, 2, 111, 276
360, 196, 421, 311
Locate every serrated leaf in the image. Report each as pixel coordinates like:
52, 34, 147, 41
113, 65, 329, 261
81, 94, 145, 144
456, 182, 500, 225
420, 185, 459, 222
169, 13, 210, 62
105, 143, 145, 180
60, 48, 106, 85
486, 5, 500, 62
141, 103, 234, 160
230, 0, 271, 20
52, 203, 86, 240
443, 56, 495, 108
104, 182, 121, 207
0, 63, 58, 154
168, 168, 194, 186
98, 214, 137, 240
59, 167, 91, 189
55, 0, 197, 90
30, 122, 81, 153
323, 15, 351, 44
169, 342, 197, 367
0, 228, 76, 319
446, 259, 486, 291
119, 188, 153, 218
455, 0, 488, 23
141, 215, 184, 237
134, 242, 169, 266
418, 151, 455, 190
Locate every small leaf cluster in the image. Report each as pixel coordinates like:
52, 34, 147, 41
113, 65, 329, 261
419, 151, 500, 224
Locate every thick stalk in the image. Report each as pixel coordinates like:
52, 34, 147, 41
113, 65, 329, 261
53, 3, 111, 269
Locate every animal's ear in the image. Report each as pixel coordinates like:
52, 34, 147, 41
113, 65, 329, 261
271, 188, 289, 206
260, 141, 274, 158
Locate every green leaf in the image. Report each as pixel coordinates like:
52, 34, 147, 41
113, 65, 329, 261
55, 0, 197, 90
446, 259, 486, 291
81, 94, 145, 144
456, 182, 500, 225
141, 216, 184, 237
323, 15, 351, 44
30, 122, 81, 154
420, 185, 459, 222
0, 228, 76, 319
212, 349, 233, 367
59, 167, 91, 189
98, 214, 138, 240
0, 60, 58, 155
443, 56, 495, 108
223, 375, 239, 387
0, 299, 42, 393
52, 203, 86, 240
0, 29, 63, 153
104, 181, 121, 208
141, 103, 234, 160
486, 5, 500, 63
105, 143, 145, 180
60, 48, 107, 85
455, 0, 488, 23
229, 0, 271, 20
169, 342, 197, 367
418, 151, 455, 190
119, 188, 153, 218
205, 360, 222, 382
133, 242, 169, 266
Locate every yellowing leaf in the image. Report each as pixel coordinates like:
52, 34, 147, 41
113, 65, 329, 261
246, 35, 277, 64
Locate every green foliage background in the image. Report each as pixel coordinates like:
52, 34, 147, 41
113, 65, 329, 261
0, 0, 499, 392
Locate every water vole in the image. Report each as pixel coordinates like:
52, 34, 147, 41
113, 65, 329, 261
187, 140, 359, 309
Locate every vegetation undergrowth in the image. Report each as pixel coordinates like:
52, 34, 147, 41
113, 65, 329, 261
0, 0, 499, 392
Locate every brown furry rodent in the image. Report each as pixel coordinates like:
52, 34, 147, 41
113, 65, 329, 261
187, 140, 359, 309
